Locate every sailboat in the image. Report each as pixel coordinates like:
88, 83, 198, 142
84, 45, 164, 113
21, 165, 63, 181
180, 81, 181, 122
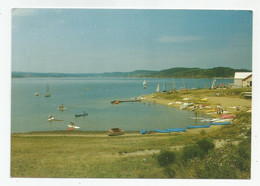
156, 83, 160, 92
143, 80, 147, 89
44, 84, 51, 97
211, 79, 216, 89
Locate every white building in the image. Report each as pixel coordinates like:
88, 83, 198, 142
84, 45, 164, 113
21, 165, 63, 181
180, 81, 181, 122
233, 72, 252, 88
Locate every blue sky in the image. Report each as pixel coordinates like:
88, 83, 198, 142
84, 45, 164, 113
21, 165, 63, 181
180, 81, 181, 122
12, 9, 252, 73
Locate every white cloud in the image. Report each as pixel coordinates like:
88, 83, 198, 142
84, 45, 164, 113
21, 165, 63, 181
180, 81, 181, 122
157, 35, 202, 43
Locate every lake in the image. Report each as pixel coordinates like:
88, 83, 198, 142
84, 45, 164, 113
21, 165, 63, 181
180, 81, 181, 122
11, 77, 233, 133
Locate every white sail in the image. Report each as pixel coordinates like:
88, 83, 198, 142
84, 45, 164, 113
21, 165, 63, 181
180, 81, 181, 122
143, 80, 147, 89
156, 83, 160, 92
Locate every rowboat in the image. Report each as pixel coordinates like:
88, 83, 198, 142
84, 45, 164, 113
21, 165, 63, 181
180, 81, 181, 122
154, 129, 170, 133
75, 111, 88, 117
167, 128, 187, 132
220, 114, 235, 119
211, 121, 231, 125
140, 129, 146, 134
187, 125, 210, 129
108, 128, 124, 136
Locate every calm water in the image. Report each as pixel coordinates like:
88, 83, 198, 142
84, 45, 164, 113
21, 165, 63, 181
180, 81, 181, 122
11, 77, 233, 133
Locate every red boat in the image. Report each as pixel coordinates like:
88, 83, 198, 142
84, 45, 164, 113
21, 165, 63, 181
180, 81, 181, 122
220, 114, 235, 119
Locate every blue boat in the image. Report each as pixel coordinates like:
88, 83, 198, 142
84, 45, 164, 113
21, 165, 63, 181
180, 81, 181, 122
75, 111, 88, 117
187, 125, 211, 129
154, 129, 171, 133
211, 121, 231, 125
140, 129, 146, 134
167, 128, 187, 132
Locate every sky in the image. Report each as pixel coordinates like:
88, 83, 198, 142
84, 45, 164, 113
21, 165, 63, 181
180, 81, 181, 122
12, 9, 252, 73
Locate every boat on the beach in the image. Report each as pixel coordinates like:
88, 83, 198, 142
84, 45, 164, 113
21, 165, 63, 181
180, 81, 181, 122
154, 129, 171, 133
140, 129, 146, 134
108, 128, 124, 136
167, 128, 187, 132
220, 114, 235, 119
187, 125, 210, 129
211, 121, 231, 125
75, 111, 88, 117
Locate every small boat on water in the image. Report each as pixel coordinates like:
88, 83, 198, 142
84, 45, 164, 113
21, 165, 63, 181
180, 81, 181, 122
66, 121, 80, 131
34, 92, 39, 96
57, 104, 67, 111
75, 111, 88, 117
187, 125, 211, 129
108, 128, 124, 136
167, 128, 187, 132
211, 121, 231, 125
47, 115, 54, 121
44, 84, 51, 97
143, 80, 147, 89
111, 100, 120, 104
154, 129, 170, 133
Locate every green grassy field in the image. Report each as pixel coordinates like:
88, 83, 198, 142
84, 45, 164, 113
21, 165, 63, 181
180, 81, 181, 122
11, 111, 251, 178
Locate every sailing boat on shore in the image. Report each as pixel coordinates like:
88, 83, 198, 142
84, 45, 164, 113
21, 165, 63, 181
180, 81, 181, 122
44, 84, 51, 97
143, 80, 147, 89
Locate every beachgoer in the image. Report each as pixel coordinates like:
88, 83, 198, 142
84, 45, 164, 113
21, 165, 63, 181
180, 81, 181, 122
70, 121, 75, 126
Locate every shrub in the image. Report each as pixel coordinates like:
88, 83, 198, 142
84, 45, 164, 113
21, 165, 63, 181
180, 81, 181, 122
181, 145, 202, 162
156, 150, 177, 167
196, 138, 215, 154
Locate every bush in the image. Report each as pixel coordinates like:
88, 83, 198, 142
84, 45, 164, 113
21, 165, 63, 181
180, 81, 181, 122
156, 150, 177, 167
196, 138, 215, 154
181, 145, 202, 162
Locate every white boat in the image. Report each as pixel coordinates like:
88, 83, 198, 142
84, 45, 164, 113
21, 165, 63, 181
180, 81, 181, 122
44, 84, 51, 97
47, 115, 54, 121
156, 83, 160, 92
143, 80, 147, 89
67, 125, 80, 129
34, 92, 39, 96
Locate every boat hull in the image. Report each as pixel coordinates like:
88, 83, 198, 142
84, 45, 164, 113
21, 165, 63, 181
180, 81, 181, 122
187, 125, 210, 129
211, 121, 231, 125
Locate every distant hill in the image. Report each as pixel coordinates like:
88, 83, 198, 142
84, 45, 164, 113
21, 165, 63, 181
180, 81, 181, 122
12, 67, 251, 78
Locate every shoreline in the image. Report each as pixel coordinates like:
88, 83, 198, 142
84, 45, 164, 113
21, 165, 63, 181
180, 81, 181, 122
11, 88, 251, 136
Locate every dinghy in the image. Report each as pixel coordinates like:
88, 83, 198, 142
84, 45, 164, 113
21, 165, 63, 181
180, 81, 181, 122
211, 121, 231, 125
187, 125, 210, 129
167, 128, 187, 132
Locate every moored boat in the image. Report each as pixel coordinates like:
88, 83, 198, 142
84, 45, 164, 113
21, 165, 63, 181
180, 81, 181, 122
75, 111, 88, 117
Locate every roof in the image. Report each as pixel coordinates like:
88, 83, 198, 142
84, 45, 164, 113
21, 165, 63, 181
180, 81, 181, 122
243, 74, 252, 81
234, 72, 252, 79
